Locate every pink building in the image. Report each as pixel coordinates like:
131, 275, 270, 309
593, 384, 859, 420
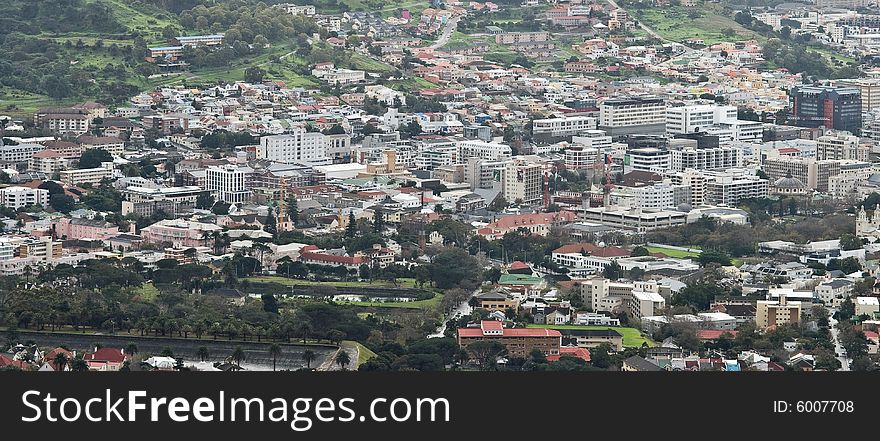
139, 219, 221, 248
51, 217, 119, 240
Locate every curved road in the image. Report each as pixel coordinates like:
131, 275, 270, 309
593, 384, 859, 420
430, 15, 462, 50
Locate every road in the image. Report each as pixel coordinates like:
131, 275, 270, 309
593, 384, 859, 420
828, 313, 850, 371
429, 15, 461, 50
428, 288, 476, 338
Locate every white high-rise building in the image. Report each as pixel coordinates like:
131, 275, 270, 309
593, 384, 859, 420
259, 128, 328, 164
627, 147, 670, 173
599, 97, 667, 136
0, 187, 50, 209
669, 145, 744, 171
666, 104, 737, 135
206, 165, 252, 204
457, 140, 512, 161
532, 116, 597, 138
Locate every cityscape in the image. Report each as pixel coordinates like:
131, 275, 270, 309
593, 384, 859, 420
2, 0, 880, 373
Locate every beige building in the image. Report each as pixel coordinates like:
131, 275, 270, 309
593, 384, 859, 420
502, 158, 542, 206
756, 290, 802, 329
836, 78, 880, 114
816, 132, 867, 162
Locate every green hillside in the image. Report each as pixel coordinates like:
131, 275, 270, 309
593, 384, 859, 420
0, 0, 397, 118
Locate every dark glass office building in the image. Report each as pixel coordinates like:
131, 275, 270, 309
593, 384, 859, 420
789, 85, 862, 133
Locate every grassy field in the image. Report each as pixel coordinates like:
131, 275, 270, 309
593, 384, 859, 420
632, 6, 764, 45
136, 282, 160, 302
526, 324, 655, 347
644, 246, 701, 258
0, 88, 77, 116
95, 0, 181, 45
245, 276, 420, 289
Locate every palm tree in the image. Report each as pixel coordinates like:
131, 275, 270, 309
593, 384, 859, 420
296, 322, 312, 344
302, 350, 316, 369
268, 344, 282, 371
197, 347, 210, 362
125, 344, 138, 358
334, 350, 351, 370
53, 352, 69, 372
231, 347, 246, 367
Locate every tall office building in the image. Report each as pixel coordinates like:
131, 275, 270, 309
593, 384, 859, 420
206, 164, 252, 204
789, 85, 862, 133
502, 158, 543, 206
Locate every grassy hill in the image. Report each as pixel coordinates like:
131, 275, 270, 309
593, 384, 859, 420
0, 0, 399, 118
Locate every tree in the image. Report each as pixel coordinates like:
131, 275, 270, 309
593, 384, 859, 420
196, 192, 215, 210
698, 251, 732, 267
49, 194, 75, 213
245, 67, 265, 84
465, 340, 507, 371
840, 327, 869, 358
38, 181, 65, 195
197, 347, 210, 362
631, 246, 650, 257
53, 352, 69, 372
71, 356, 89, 372
345, 212, 357, 238
302, 350, 316, 369
335, 350, 351, 370
603, 261, 621, 280
78, 148, 113, 169
428, 248, 482, 289
839, 233, 862, 251
231, 347, 246, 366
373, 208, 384, 233
268, 344, 282, 371
589, 343, 613, 369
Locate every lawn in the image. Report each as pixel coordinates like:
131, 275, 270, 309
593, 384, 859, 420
632, 6, 764, 45
94, 0, 181, 45
0, 87, 77, 117
644, 246, 701, 259
136, 282, 160, 302
350, 53, 395, 73
526, 324, 655, 347
244, 276, 420, 289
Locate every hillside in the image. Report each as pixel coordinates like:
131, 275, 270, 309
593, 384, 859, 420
0, 0, 403, 118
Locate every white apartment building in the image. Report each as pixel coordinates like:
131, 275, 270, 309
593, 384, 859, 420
502, 158, 542, 206
599, 97, 666, 136
564, 146, 599, 169
205, 165, 251, 204
532, 115, 597, 137
669, 145, 744, 171
311, 65, 366, 85
817, 132, 867, 162
0, 187, 49, 209
59, 162, 113, 186
457, 140, 512, 161
703, 173, 769, 206
28, 150, 69, 174
572, 130, 613, 149
627, 147, 670, 173
630, 281, 667, 319
259, 129, 328, 164
0, 143, 44, 165
581, 206, 688, 232
666, 104, 737, 135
